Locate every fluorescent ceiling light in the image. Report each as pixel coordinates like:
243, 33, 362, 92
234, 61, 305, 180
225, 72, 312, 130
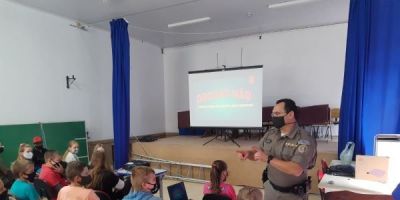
268, 0, 318, 9
168, 17, 211, 28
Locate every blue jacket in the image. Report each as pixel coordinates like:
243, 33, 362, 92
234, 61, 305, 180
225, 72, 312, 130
122, 191, 161, 200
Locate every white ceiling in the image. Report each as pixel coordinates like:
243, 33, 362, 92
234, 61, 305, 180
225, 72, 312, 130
9, 0, 350, 48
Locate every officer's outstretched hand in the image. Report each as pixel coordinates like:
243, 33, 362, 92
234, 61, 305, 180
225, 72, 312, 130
236, 150, 250, 160
252, 146, 268, 162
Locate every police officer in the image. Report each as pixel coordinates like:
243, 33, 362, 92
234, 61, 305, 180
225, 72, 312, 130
237, 99, 317, 200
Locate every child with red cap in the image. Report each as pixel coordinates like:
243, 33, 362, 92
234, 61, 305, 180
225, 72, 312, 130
32, 136, 47, 171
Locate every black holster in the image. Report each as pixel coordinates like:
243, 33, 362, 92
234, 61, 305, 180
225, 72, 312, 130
269, 176, 312, 196
262, 167, 269, 183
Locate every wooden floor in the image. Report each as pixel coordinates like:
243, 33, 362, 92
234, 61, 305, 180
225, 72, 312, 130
134, 134, 338, 152
132, 135, 338, 196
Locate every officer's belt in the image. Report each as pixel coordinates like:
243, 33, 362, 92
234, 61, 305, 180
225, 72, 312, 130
269, 177, 310, 195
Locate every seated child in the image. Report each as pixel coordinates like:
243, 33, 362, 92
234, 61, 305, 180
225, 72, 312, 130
122, 166, 161, 200
57, 161, 99, 200
88, 144, 124, 199
62, 140, 79, 163
203, 160, 236, 200
9, 160, 39, 200
16, 144, 33, 161
39, 150, 68, 197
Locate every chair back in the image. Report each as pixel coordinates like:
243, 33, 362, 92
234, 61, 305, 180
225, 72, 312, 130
330, 108, 340, 123
297, 104, 330, 126
321, 159, 329, 174
33, 179, 57, 200
178, 111, 190, 128
318, 159, 329, 200
203, 194, 231, 200
262, 106, 274, 123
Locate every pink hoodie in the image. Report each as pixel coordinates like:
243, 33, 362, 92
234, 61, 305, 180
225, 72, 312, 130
203, 181, 236, 200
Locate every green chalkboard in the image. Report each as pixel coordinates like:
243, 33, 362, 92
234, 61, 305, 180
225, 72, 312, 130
0, 123, 42, 167
0, 121, 88, 167
43, 122, 88, 164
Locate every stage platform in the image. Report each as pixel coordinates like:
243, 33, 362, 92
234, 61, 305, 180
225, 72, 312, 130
131, 135, 338, 194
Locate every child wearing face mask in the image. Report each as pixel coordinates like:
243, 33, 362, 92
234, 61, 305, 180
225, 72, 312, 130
17, 144, 33, 161
62, 140, 79, 163
122, 166, 161, 200
57, 161, 99, 200
9, 159, 39, 200
203, 160, 236, 200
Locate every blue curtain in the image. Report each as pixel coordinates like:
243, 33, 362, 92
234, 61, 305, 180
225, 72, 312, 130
393, 183, 400, 200
339, 0, 400, 156
110, 19, 130, 168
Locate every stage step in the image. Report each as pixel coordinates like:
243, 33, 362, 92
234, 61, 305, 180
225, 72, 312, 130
134, 154, 212, 183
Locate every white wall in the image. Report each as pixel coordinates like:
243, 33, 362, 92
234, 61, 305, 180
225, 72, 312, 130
131, 40, 165, 137
164, 24, 347, 133
0, 0, 347, 138
0, 1, 165, 140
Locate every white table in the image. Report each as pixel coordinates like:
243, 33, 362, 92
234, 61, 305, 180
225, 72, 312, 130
318, 160, 397, 195
318, 174, 396, 195
116, 168, 168, 199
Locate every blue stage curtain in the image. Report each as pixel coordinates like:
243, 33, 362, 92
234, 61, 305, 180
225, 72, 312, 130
339, 0, 400, 156
393, 183, 400, 200
110, 19, 130, 168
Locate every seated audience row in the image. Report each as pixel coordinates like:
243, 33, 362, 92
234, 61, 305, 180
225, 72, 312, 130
2, 138, 262, 200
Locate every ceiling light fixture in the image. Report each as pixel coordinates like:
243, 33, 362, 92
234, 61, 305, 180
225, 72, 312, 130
168, 17, 211, 28
267, 0, 319, 9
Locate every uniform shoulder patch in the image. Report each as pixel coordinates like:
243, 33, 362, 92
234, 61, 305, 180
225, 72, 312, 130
298, 144, 308, 153
297, 139, 310, 145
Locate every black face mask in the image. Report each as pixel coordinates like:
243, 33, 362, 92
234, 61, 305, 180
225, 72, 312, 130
272, 116, 286, 129
150, 181, 159, 194
34, 145, 43, 150
80, 175, 92, 186
24, 172, 36, 182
